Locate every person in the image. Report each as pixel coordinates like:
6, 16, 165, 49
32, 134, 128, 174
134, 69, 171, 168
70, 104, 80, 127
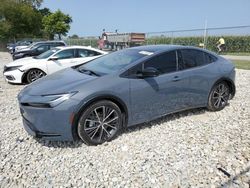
97, 36, 104, 50
102, 30, 108, 48
217, 37, 225, 52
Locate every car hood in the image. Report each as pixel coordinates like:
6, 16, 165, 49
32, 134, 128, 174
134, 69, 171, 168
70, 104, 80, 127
20, 68, 97, 96
7, 57, 42, 67
15, 49, 31, 53
16, 46, 30, 51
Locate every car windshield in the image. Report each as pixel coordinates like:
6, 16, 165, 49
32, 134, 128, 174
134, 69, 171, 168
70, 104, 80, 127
78, 49, 147, 76
30, 43, 39, 49
34, 48, 59, 59
27, 43, 34, 48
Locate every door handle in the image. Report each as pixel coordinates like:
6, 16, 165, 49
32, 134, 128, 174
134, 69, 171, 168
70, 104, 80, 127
172, 76, 181, 82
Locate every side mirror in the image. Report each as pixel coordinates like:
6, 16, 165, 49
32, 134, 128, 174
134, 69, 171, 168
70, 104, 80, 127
49, 56, 58, 61
136, 67, 159, 78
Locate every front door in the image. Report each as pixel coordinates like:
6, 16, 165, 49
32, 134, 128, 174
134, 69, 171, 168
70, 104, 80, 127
129, 50, 190, 125
47, 49, 76, 74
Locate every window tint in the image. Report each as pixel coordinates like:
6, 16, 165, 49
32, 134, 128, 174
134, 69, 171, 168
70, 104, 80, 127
128, 63, 143, 76
77, 49, 101, 58
54, 49, 75, 60
79, 49, 146, 75
179, 49, 216, 70
206, 53, 217, 63
36, 45, 49, 52
50, 42, 65, 47
34, 48, 59, 59
144, 51, 177, 74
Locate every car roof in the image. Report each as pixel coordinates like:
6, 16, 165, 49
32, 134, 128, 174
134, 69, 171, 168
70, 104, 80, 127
32, 41, 66, 45
129, 44, 206, 53
55, 45, 107, 53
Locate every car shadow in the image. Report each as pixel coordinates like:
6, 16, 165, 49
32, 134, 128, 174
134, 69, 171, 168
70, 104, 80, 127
34, 138, 84, 148
34, 107, 208, 148
8, 82, 26, 86
125, 107, 207, 133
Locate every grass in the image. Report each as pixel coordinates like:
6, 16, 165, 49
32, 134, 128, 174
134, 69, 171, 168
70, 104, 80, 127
232, 60, 250, 70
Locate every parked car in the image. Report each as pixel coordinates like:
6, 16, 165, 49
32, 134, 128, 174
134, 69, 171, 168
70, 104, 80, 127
17, 45, 236, 145
4, 46, 107, 84
7, 40, 33, 54
12, 41, 66, 60
14, 41, 50, 53
14, 42, 37, 52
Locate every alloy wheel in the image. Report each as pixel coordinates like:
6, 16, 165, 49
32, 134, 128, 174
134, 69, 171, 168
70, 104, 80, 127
78, 104, 121, 144
211, 83, 230, 109
27, 69, 46, 83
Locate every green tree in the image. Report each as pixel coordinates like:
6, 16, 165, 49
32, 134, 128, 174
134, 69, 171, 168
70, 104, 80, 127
69, 34, 79, 39
38, 7, 51, 17
0, 0, 43, 41
17, 0, 43, 8
42, 10, 72, 40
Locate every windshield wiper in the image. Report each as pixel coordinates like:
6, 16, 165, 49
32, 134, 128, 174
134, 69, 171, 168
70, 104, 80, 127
78, 68, 100, 76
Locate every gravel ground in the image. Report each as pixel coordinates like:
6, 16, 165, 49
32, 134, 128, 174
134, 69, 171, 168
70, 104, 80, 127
0, 52, 249, 187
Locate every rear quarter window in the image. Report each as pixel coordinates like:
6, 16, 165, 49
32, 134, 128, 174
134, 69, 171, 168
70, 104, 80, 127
179, 49, 217, 70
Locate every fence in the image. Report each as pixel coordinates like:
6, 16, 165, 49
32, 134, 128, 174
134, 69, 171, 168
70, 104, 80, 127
1, 25, 250, 53
145, 25, 250, 53
65, 25, 250, 53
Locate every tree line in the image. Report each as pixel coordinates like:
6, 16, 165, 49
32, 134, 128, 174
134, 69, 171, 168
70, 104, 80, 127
0, 0, 72, 42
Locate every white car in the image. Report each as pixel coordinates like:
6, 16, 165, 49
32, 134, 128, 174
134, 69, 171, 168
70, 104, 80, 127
3, 46, 107, 84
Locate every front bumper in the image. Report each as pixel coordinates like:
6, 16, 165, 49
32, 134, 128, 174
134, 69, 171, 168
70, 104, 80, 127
19, 97, 81, 141
3, 69, 24, 84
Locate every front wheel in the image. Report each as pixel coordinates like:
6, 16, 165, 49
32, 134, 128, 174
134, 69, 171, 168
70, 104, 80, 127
207, 81, 230, 111
26, 69, 46, 83
77, 100, 123, 145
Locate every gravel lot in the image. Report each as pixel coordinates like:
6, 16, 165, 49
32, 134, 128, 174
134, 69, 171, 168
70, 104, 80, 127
0, 52, 249, 187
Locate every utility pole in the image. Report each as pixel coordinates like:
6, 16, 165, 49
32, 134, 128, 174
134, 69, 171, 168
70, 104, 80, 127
203, 19, 208, 49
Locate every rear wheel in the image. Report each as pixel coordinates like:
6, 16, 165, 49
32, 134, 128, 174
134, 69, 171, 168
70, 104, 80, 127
26, 69, 46, 83
207, 81, 230, 111
77, 100, 122, 145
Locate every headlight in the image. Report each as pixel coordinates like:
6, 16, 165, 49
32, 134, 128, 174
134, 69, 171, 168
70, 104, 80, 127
4, 65, 22, 72
42, 92, 78, 107
22, 92, 78, 108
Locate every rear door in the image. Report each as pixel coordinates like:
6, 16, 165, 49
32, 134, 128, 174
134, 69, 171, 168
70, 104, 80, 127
177, 49, 217, 107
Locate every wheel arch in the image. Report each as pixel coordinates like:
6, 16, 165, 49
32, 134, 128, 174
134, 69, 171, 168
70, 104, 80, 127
210, 77, 236, 99
21, 68, 46, 83
71, 95, 129, 141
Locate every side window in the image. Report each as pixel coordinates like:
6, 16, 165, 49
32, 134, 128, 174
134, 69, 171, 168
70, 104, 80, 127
127, 63, 143, 77
77, 49, 101, 57
144, 51, 177, 74
36, 45, 49, 52
54, 49, 75, 60
54, 42, 65, 47
205, 53, 217, 63
179, 49, 216, 70
88, 50, 101, 57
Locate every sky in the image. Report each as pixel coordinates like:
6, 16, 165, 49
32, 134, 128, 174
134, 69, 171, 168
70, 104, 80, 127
42, 0, 250, 37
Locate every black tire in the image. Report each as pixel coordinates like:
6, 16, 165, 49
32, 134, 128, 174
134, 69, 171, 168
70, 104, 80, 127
77, 100, 123, 145
207, 81, 230, 111
26, 69, 46, 83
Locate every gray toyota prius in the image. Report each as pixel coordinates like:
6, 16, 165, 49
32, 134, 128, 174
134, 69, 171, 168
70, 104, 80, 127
18, 45, 236, 145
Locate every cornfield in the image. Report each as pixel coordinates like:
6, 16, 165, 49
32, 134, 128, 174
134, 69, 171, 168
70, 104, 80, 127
146, 35, 250, 52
